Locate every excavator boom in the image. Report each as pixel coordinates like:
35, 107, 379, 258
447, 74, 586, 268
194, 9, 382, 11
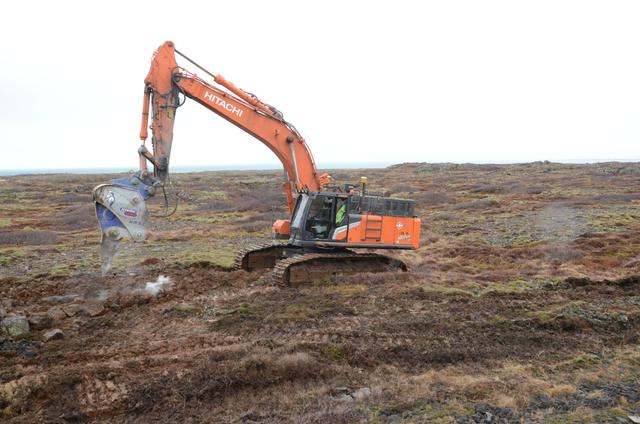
138, 41, 327, 208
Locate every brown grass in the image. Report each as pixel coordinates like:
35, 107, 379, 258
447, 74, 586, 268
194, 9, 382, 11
452, 198, 499, 210
0, 230, 61, 245
45, 204, 96, 231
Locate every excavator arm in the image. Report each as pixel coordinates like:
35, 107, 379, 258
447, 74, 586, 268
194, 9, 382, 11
93, 41, 329, 273
138, 41, 329, 208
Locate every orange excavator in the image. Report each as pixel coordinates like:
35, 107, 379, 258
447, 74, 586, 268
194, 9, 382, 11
93, 41, 421, 284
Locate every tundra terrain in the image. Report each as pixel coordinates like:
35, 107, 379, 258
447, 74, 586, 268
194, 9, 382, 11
1, 162, 640, 423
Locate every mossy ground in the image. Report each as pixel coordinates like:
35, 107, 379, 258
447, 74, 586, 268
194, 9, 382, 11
1, 162, 639, 422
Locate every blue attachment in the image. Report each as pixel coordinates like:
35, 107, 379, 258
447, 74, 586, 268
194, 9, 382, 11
95, 176, 154, 233
110, 177, 153, 201
96, 204, 123, 231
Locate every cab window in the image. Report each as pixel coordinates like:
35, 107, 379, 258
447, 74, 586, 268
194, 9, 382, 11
304, 196, 333, 239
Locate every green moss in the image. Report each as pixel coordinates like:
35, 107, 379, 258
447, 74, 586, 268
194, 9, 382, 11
422, 279, 546, 299
421, 283, 472, 297
481, 314, 509, 326
218, 304, 251, 316
50, 264, 71, 277
171, 245, 236, 268
272, 304, 312, 322
578, 207, 640, 233
526, 310, 556, 323
320, 284, 367, 296
555, 353, 600, 371
368, 400, 469, 424
479, 279, 537, 295
546, 419, 573, 424
82, 317, 114, 330
180, 211, 246, 224
561, 301, 588, 315
325, 343, 346, 361
605, 407, 629, 418
172, 303, 200, 315
211, 303, 254, 329
188, 190, 229, 201
419, 402, 470, 424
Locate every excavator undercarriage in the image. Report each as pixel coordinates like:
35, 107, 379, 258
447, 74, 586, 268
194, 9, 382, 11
234, 242, 407, 285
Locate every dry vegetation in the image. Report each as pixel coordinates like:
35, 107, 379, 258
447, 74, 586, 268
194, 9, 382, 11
1, 162, 640, 423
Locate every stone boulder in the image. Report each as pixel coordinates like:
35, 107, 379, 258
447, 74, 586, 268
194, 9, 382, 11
42, 328, 64, 342
1, 315, 30, 337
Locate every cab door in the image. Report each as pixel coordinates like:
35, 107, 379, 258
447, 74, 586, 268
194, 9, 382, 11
302, 194, 335, 240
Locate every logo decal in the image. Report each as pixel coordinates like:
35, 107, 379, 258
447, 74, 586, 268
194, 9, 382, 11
397, 231, 411, 241
204, 91, 244, 117
120, 207, 138, 218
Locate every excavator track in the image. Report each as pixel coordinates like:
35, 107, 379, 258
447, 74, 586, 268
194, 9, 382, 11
270, 252, 408, 286
233, 241, 290, 271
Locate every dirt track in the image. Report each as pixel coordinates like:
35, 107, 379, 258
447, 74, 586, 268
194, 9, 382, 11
1, 162, 640, 422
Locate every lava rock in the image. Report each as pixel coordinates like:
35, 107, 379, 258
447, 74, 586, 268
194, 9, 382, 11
42, 295, 78, 305
0, 339, 41, 357
580, 381, 640, 404
42, 328, 64, 342
473, 403, 513, 423
28, 313, 53, 330
332, 394, 354, 402
82, 302, 105, 317
47, 306, 67, 321
1, 315, 30, 337
62, 303, 84, 317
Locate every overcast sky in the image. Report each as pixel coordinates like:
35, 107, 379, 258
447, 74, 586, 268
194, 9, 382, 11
1, 0, 638, 171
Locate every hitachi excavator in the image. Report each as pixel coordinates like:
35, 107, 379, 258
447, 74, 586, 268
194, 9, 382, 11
93, 41, 421, 284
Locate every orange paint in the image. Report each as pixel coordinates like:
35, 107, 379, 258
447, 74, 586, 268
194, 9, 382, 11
139, 41, 324, 206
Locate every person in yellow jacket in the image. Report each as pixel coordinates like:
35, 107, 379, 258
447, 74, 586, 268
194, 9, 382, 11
335, 200, 347, 226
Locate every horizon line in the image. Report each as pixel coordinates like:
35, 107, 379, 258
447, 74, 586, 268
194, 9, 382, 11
1, 158, 639, 176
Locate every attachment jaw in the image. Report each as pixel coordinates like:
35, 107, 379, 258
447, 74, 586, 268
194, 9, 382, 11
93, 174, 155, 274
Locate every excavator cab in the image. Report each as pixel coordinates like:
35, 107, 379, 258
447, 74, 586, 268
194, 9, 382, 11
287, 192, 419, 249
290, 193, 348, 242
